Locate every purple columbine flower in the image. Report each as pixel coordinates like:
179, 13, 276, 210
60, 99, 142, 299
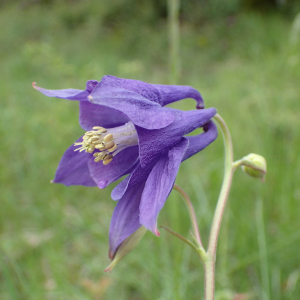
33, 75, 218, 261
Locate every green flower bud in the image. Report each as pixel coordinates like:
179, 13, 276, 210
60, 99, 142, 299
104, 226, 147, 272
240, 153, 267, 182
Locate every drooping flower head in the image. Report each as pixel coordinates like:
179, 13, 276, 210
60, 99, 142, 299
33, 76, 218, 266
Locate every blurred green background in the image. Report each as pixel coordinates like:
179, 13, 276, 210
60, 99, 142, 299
1, 0, 300, 299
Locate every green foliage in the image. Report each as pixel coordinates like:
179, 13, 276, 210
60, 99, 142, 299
1, 2, 300, 300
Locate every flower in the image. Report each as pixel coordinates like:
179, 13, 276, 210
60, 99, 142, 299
33, 75, 218, 264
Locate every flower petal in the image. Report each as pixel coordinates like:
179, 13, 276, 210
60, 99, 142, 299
53, 137, 96, 186
89, 80, 177, 130
109, 183, 145, 259
153, 84, 204, 108
111, 112, 217, 201
139, 138, 189, 234
136, 107, 217, 168
87, 146, 139, 189
110, 175, 130, 201
32, 80, 98, 101
182, 120, 218, 161
96, 75, 162, 103
79, 101, 129, 131
110, 160, 154, 201
93, 76, 204, 108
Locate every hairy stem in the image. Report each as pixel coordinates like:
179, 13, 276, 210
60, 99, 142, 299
161, 226, 198, 251
173, 183, 203, 249
204, 114, 234, 300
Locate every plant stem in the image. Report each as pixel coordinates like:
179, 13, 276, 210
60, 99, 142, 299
204, 114, 235, 300
161, 226, 198, 251
173, 184, 203, 248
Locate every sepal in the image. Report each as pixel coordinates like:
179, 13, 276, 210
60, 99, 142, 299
104, 226, 147, 272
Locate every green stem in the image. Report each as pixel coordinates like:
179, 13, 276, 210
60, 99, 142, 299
204, 114, 235, 300
173, 184, 203, 248
161, 226, 198, 251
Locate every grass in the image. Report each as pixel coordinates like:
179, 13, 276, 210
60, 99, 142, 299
1, 2, 300, 299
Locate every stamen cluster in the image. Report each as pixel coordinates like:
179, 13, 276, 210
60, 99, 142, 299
74, 122, 138, 165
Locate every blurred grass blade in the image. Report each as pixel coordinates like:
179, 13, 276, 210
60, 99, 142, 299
256, 198, 270, 300
167, 0, 181, 84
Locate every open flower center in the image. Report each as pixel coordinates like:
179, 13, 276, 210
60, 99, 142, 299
74, 121, 138, 165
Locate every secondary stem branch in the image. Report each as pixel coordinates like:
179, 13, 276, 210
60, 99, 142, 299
173, 183, 203, 248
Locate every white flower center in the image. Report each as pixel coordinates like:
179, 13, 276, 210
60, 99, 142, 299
74, 121, 138, 165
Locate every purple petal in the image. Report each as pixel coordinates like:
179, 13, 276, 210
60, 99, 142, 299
153, 84, 204, 108
112, 108, 217, 201
53, 137, 96, 186
136, 107, 217, 168
95, 76, 204, 108
87, 146, 139, 189
85, 80, 99, 93
139, 138, 188, 234
32, 80, 98, 101
183, 121, 218, 161
97, 75, 162, 104
111, 161, 153, 201
109, 183, 145, 259
89, 80, 177, 130
110, 175, 130, 201
111, 108, 217, 200
79, 101, 129, 131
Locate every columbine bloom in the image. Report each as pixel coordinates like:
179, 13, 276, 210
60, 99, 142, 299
33, 75, 218, 264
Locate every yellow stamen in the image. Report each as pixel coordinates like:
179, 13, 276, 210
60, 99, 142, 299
104, 141, 115, 150
98, 152, 107, 159
107, 144, 117, 152
95, 143, 105, 150
103, 158, 113, 165
94, 156, 102, 162
86, 147, 94, 153
74, 121, 138, 164
103, 133, 113, 142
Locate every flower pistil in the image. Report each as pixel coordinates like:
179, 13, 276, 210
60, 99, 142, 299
74, 121, 138, 165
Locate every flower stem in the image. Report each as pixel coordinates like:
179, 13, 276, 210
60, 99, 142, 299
173, 184, 203, 249
204, 114, 235, 300
161, 226, 198, 251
